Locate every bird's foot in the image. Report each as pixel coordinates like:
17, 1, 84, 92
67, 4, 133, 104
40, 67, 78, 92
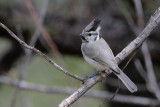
84, 70, 99, 79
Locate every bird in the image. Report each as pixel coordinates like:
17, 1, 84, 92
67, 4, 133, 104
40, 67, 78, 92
80, 18, 137, 93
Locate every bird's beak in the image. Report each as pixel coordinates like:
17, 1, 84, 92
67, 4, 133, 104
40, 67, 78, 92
80, 33, 84, 36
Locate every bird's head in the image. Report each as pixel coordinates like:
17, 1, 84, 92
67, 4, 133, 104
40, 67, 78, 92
80, 18, 101, 43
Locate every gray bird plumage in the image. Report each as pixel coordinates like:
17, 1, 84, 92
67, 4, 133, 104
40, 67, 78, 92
81, 18, 137, 93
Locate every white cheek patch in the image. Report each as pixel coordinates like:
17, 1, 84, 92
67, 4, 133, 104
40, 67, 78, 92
95, 26, 101, 41
96, 35, 100, 41
96, 26, 101, 32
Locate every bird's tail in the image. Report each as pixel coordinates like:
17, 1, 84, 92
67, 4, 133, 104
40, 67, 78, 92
113, 69, 138, 93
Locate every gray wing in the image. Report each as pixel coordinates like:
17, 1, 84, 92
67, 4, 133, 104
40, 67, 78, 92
92, 49, 120, 73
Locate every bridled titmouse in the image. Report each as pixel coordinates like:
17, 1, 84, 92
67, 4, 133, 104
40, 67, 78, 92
80, 18, 137, 93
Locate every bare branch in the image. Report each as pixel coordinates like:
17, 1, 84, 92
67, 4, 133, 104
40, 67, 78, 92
0, 23, 85, 82
116, 0, 138, 35
59, 7, 160, 107
133, 0, 144, 29
134, 59, 147, 81
0, 75, 159, 106
142, 42, 160, 100
23, 0, 60, 55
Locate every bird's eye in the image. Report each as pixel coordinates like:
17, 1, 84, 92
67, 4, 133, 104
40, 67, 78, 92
88, 33, 91, 36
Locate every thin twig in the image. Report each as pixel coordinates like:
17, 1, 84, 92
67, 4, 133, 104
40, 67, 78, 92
142, 42, 160, 100
23, 0, 60, 55
0, 75, 158, 106
133, 0, 144, 29
0, 23, 85, 82
116, 0, 138, 35
134, 59, 147, 81
122, 49, 138, 71
99, 78, 120, 107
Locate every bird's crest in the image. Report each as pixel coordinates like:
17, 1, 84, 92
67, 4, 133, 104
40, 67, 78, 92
84, 18, 101, 32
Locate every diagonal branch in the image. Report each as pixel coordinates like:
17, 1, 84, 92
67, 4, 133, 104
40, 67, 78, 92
116, 0, 138, 35
59, 7, 160, 107
134, 59, 147, 81
0, 23, 85, 82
